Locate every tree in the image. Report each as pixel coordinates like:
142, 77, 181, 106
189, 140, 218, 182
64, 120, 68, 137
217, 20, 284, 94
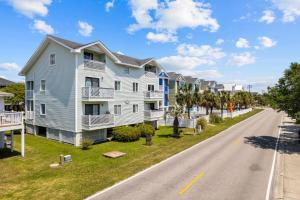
219, 91, 229, 118
176, 83, 194, 118
0, 83, 25, 111
201, 91, 213, 115
268, 63, 300, 123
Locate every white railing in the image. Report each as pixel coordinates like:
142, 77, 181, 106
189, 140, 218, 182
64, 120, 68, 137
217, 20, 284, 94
144, 91, 163, 99
144, 110, 164, 119
82, 87, 114, 99
0, 112, 23, 127
84, 59, 106, 71
26, 111, 34, 120
26, 90, 33, 99
145, 71, 157, 78
82, 114, 114, 129
159, 85, 163, 91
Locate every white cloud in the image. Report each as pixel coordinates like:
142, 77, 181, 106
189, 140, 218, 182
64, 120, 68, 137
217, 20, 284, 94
158, 43, 226, 70
0, 62, 20, 71
216, 38, 224, 45
8, 0, 52, 18
272, 0, 300, 22
259, 10, 276, 24
78, 21, 93, 37
228, 52, 256, 67
128, 0, 219, 43
146, 32, 177, 43
258, 36, 277, 48
0, 75, 7, 79
33, 20, 54, 34
105, 0, 115, 12
235, 37, 250, 48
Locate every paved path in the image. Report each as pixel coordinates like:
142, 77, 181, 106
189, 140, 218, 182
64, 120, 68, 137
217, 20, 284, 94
273, 117, 300, 200
88, 109, 283, 200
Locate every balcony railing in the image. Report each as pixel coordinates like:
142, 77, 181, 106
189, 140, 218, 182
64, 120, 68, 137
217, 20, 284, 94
144, 91, 163, 99
145, 71, 157, 78
0, 112, 23, 127
82, 114, 114, 129
25, 111, 34, 120
84, 59, 106, 71
26, 90, 33, 99
144, 109, 164, 120
82, 87, 114, 100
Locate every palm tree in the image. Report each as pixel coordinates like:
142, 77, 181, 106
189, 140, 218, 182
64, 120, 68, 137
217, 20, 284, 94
210, 93, 220, 114
176, 83, 194, 118
193, 87, 202, 113
201, 91, 213, 115
219, 91, 229, 118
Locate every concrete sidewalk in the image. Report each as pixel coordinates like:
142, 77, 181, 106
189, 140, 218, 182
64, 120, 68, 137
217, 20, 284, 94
273, 117, 300, 200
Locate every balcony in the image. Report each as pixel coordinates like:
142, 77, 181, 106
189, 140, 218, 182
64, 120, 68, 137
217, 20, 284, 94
26, 90, 33, 99
144, 91, 163, 100
84, 59, 106, 71
0, 112, 23, 129
82, 87, 114, 100
82, 114, 114, 130
145, 71, 157, 78
144, 109, 164, 121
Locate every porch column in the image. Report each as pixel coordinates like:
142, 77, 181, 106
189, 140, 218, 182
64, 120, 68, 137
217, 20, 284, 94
21, 126, 25, 157
11, 130, 14, 152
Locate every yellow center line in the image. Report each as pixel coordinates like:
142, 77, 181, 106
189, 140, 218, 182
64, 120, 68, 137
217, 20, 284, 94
179, 171, 205, 195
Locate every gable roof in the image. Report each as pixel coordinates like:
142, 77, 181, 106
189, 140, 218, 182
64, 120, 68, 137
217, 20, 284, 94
19, 35, 155, 75
184, 76, 199, 84
112, 52, 152, 66
167, 72, 185, 81
0, 77, 15, 87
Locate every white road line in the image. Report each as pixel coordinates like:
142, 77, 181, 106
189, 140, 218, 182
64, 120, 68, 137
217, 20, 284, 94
265, 114, 283, 200
86, 109, 266, 200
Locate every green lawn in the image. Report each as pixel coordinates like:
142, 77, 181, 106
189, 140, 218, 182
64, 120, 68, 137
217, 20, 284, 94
0, 109, 262, 200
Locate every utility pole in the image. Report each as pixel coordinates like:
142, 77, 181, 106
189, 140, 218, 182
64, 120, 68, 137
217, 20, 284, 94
247, 84, 252, 93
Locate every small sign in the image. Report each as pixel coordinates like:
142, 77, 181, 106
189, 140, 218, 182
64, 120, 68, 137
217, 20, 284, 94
64, 155, 72, 163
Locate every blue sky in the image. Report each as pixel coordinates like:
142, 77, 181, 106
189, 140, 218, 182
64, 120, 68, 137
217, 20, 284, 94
0, 0, 300, 92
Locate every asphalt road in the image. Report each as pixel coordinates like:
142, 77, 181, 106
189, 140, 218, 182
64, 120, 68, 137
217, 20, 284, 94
88, 109, 283, 200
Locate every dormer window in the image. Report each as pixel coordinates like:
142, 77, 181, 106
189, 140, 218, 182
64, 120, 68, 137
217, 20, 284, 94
84, 52, 93, 60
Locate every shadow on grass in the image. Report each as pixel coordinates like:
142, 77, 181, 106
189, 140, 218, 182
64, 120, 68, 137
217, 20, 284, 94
244, 123, 300, 154
0, 148, 21, 159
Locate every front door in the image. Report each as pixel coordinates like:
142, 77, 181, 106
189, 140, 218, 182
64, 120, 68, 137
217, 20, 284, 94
85, 104, 100, 115
85, 77, 99, 87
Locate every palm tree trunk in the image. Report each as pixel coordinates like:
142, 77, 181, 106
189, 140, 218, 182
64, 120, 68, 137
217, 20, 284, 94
206, 104, 209, 115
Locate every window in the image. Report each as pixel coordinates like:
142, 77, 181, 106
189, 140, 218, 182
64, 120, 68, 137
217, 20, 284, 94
50, 54, 56, 65
84, 52, 94, 60
26, 100, 34, 111
40, 80, 46, 91
26, 81, 34, 90
40, 104, 46, 115
114, 81, 121, 91
124, 67, 130, 74
85, 77, 99, 87
133, 104, 138, 113
147, 84, 155, 92
114, 105, 121, 115
133, 82, 138, 92
85, 104, 100, 115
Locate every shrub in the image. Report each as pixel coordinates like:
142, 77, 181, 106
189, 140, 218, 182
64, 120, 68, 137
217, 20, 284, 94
295, 112, 300, 124
137, 124, 155, 137
197, 118, 208, 130
81, 139, 93, 150
113, 126, 141, 142
209, 113, 223, 124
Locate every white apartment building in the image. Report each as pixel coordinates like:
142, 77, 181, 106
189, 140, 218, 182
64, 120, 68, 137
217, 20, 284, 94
19, 35, 165, 146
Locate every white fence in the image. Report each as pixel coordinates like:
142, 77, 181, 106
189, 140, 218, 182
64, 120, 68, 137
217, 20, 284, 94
159, 108, 252, 129
82, 114, 114, 129
144, 91, 164, 99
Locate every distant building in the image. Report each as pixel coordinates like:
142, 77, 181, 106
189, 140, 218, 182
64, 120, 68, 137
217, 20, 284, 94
0, 77, 14, 88
218, 83, 244, 93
